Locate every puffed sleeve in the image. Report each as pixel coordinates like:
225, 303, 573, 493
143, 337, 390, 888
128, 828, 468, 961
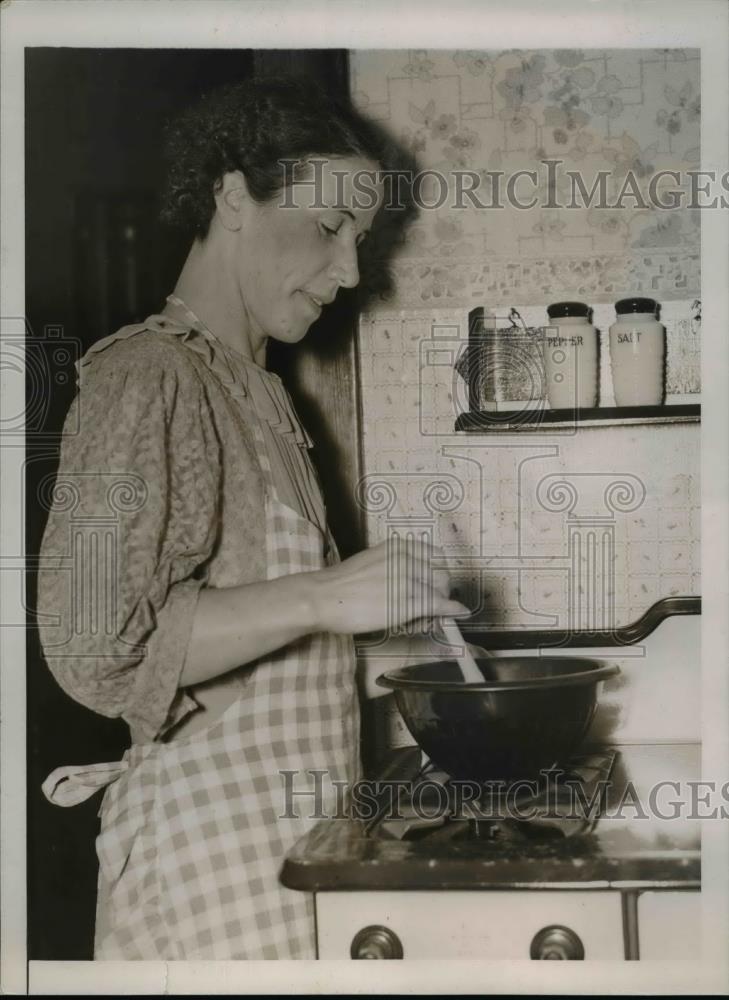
36, 333, 222, 743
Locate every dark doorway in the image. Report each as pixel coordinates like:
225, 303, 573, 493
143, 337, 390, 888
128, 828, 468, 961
25, 47, 349, 959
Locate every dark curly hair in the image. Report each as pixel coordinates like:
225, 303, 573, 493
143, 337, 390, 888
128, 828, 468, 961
160, 75, 393, 239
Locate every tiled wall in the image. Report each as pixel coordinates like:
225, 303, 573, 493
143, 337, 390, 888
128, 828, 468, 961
357, 308, 700, 630
351, 50, 701, 630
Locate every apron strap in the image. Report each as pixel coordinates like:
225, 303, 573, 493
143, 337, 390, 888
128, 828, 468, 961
42, 760, 129, 807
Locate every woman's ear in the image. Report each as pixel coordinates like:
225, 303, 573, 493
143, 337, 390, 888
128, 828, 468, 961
213, 170, 251, 231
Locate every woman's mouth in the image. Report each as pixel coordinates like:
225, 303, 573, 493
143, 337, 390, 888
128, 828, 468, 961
299, 290, 323, 317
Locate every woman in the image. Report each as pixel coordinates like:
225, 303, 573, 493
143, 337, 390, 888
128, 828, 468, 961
37, 77, 468, 960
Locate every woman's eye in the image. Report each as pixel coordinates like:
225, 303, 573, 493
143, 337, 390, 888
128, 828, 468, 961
320, 223, 341, 237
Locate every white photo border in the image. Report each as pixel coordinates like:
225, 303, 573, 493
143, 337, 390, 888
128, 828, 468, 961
2, 0, 728, 994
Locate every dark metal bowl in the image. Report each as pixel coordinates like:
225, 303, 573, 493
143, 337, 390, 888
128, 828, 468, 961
376, 657, 619, 784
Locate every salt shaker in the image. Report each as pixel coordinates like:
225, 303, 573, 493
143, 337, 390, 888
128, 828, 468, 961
544, 302, 599, 409
609, 298, 665, 406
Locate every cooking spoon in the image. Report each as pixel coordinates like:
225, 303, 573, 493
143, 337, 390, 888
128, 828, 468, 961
439, 615, 488, 683
387, 497, 492, 682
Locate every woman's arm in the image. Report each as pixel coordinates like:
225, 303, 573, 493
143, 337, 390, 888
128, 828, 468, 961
38, 337, 229, 743
180, 538, 469, 686
37, 335, 468, 737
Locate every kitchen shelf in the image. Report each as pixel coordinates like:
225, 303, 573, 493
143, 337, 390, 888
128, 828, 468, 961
455, 403, 700, 432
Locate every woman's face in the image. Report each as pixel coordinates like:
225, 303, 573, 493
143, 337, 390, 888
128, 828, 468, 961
226, 155, 383, 345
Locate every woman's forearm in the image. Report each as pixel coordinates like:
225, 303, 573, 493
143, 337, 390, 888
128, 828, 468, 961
180, 573, 318, 686
179, 538, 470, 687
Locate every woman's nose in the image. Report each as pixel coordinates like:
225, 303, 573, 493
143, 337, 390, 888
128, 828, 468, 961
330, 241, 360, 289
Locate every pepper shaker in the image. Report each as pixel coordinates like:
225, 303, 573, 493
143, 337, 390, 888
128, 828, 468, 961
543, 302, 599, 410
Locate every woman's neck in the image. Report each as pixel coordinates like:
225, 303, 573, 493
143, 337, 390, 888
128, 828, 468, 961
167, 236, 267, 367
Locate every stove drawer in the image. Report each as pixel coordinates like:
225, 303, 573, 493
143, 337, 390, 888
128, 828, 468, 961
638, 891, 701, 959
316, 891, 624, 960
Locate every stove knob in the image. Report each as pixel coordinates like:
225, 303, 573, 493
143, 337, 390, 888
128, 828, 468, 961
350, 925, 404, 960
530, 925, 585, 960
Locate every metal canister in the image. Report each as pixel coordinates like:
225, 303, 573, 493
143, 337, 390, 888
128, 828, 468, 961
461, 307, 546, 411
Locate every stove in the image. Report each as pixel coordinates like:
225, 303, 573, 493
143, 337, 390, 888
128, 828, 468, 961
282, 603, 702, 961
280, 742, 700, 961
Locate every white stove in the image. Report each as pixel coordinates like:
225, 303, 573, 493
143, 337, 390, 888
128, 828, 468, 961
282, 741, 700, 961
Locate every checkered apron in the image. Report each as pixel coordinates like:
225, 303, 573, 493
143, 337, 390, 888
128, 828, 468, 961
44, 375, 360, 960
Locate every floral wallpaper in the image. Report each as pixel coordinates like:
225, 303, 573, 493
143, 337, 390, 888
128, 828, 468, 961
351, 48, 700, 306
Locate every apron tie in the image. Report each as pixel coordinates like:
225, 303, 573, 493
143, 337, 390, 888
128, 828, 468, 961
42, 760, 129, 807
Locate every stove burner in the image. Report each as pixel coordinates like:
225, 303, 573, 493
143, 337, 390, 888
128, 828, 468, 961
365, 749, 617, 842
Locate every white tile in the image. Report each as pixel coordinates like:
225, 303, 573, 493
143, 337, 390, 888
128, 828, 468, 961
627, 541, 660, 574
629, 575, 660, 607
521, 510, 566, 544
690, 538, 701, 574
416, 383, 436, 418
533, 573, 569, 610
372, 354, 408, 385
688, 475, 701, 505
662, 473, 692, 508
498, 477, 518, 510
369, 319, 400, 354
372, 450, 408, 474
373, 417, 412, 451
659, 541, 691, 574
626, 509, 660, 541
658, 573, 693, 597
402, 317, 430, 349
688, 504, 701, 538
658, 507, 691, 540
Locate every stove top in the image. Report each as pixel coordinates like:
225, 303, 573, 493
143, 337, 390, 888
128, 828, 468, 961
367, 748, 617, 843
280, 743, 701, 893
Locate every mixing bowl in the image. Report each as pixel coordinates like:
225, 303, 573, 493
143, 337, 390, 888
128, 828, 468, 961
376, 656, 619, 784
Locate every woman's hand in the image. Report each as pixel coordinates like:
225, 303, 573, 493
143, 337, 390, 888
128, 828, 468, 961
308, 537, 470, 635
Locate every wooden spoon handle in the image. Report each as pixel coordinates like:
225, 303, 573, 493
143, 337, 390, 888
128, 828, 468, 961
440, 616, 483, 683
